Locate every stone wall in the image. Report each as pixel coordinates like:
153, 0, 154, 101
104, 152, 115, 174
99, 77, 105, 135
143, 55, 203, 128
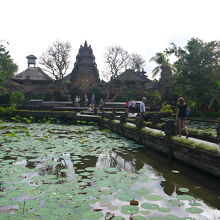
99, 117, 220, 178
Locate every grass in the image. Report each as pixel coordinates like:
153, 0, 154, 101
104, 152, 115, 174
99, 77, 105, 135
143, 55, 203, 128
171, 136, 219, 153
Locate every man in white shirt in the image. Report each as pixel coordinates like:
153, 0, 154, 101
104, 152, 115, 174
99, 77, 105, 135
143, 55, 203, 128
140, 97, 147, 118
131, 100, 136, 114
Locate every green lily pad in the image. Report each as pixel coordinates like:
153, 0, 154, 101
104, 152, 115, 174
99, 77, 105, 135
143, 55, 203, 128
185, 207, 203, 214
82, 210, 103, 220
144, 194, 163, 201
164, 215, 182, 220
115, 192, 134, 201
171, 170, 180, 174
189, 201, 202, 206
133, 216, 146, 220
176, 195, 194, 201
158, 207, 171, 212
141, 203, 159, 210
168, 199, 184, 207
121, 205, 139, 214
178, 188, 189, 193
112, 217, 126, 220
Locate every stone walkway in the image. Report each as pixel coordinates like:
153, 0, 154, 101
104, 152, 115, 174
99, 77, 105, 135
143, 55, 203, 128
127, 122, 220, 150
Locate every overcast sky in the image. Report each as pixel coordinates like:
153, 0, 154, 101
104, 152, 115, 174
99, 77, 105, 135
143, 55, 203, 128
1, 0, 220, 79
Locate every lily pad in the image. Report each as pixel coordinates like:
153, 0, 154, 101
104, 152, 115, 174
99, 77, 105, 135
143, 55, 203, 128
178, 188, 189, 193
141, 203, 159, 210
121, 205, 139, 214
176, 195, 194, 201
144, 194, 163, 201
185, 207, 203, 214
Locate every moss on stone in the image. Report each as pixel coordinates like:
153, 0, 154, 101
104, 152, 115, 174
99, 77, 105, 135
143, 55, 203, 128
140, 127, 165, 137
112, 120, 120, 124
171, 136, 219, 153
102, 118, 110, 122
123, 123, 136, 129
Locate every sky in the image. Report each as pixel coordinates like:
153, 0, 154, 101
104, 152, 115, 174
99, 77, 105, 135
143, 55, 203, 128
1, 0, 220, 80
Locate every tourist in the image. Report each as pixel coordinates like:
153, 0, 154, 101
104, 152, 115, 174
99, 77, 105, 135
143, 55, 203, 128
75, 96, 80, 107
125, 100, 129, 114
91, 94, 95, 108
99, 98, 105, 111
128, 99, 132, 113
131, 99, 136, 114
176, 97, 190, 138
140, 97, 147, 118
84, 94, 88, 107
88, 104, 93, 112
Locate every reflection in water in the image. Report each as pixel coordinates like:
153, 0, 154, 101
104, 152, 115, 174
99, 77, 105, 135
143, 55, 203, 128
160, 180, 175, 196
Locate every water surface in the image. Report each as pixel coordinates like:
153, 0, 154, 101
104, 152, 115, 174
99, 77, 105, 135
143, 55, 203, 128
0, 122, 219, 219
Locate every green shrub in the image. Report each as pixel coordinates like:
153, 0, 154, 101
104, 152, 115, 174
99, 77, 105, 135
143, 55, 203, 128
160, 103, 173, 113
0, 105, 16, 114
9, 91, 25, 105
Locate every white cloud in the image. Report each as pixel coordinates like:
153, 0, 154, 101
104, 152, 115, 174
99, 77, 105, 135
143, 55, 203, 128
1, 0, 220, 79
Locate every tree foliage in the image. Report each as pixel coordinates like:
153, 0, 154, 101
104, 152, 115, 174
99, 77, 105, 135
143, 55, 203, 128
103, 46, 130, 80
40, 40, 72, 80
0, 44, 18, 86
166, 38, 220, 110
150, 52, 173, 79
129, 53, 145, 71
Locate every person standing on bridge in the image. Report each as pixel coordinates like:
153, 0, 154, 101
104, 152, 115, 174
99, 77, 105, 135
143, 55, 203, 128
176, 97, 190, 138
91, 94, 95, 109
140, 97, 147, 118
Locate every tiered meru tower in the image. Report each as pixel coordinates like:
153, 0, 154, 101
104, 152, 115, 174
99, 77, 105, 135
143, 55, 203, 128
69, 41, 100, 93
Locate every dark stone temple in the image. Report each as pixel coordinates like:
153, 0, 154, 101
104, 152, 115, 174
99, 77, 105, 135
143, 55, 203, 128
66, 41, 100, 94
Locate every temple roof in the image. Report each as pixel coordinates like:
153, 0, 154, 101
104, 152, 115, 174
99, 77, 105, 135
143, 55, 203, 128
12, 67, 52, 81
111, 69, 151, 83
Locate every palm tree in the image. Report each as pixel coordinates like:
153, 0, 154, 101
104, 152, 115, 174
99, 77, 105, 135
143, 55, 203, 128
149, 52, 173, 80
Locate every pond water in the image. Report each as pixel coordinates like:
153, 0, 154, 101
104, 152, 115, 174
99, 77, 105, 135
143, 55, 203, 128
0, 122, 219, 220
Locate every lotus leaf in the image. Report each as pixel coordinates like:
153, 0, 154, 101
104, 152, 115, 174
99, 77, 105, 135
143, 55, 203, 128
121, 205, 139, 215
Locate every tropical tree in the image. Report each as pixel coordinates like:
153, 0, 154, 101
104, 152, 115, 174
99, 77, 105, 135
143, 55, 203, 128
149, 52, 173, 80
40, 40, 72, 80
0, 44, 18, 86
167, 38, 220, 110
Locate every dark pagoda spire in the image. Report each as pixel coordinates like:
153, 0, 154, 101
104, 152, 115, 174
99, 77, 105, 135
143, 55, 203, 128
68, 41, 100, 93
84, 40, 88, 47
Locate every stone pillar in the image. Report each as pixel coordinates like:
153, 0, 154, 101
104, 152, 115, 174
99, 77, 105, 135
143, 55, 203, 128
217, 125, 220, 146
94, 107, 97, 115
135, 117, 145, 131
164, 120, 176, 137
120, 114, 127, 124
151, 114, 160, 127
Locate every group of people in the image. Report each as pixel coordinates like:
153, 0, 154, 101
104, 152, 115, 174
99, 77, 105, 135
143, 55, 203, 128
75, 93, 190, 138
125, 96, 190, 138
125, 97, 149, 117
74, 94, 96, 108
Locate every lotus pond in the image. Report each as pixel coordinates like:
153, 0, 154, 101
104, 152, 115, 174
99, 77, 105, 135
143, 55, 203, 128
0, 121, 220, 220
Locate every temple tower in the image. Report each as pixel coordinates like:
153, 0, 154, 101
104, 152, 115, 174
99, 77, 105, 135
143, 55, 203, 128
69, 41, 100, 93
